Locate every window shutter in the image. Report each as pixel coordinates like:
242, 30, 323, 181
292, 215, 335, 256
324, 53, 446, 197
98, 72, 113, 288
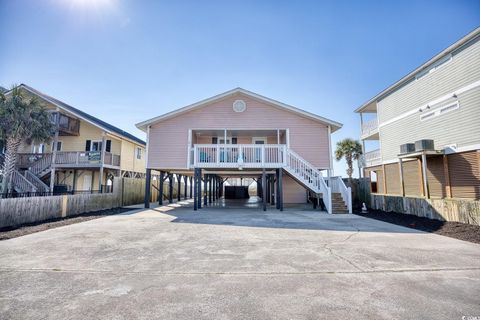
106, 140, 111, 152
212, 137, 218, 144
85, 140, 91, 151
232, 137, 238, 144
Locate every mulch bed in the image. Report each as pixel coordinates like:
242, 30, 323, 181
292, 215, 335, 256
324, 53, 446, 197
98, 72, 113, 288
0, 207, 132, 241
356, 209, 480, 244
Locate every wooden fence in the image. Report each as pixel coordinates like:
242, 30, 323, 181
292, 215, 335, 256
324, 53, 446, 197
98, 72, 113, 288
0, 179, 122, 229
371, 194, 480, 226
0, 177, 190, 229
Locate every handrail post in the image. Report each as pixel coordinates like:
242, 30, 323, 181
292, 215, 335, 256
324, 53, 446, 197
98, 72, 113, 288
193, 145, 197, 167
261, 145, 265, 167
216, 145, 220, 165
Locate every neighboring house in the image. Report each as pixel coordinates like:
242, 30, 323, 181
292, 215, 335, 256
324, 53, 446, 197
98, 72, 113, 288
137, 88, 350, 213
356, 28, 480, 202
3, 84, 146, 194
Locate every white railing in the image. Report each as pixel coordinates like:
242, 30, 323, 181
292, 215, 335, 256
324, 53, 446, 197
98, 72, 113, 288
192, 144, 286, 168
54, 151, 121, 167
329, 176, 352, 214
363, 149, 382, 167
284, 148, 331, 214
361, 117, 379, 138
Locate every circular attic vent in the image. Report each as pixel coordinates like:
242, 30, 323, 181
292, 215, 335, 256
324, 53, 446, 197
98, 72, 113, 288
232, 100, 247, 113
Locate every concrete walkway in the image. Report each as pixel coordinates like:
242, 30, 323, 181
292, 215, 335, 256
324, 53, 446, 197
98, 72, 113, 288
0, 203, 479, 319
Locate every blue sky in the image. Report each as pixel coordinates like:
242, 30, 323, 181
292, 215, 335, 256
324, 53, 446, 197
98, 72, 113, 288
1, 0, 479, 177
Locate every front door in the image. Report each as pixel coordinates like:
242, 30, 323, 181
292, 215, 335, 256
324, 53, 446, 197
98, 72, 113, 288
252, 137, 267, 162
83, 174, 92, 191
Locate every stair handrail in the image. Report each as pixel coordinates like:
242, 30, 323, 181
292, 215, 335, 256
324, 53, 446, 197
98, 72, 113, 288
30, 153, 53, 176
24, 170, 50, 192
12, 170, 37, 193
285, 148, 332, 213
330, 176, 352, 214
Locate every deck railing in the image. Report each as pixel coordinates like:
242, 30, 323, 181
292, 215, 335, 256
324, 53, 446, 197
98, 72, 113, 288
192, 144, 286, 168
363, 149, 382, 167
55, 151, 121, 167
18, 151, 121, 168
361, 117, 379, 138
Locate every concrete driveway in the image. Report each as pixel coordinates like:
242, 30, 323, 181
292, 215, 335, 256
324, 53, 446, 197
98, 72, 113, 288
1, 201, 479, 319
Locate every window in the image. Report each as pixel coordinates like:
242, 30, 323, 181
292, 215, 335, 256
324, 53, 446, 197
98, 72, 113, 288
136, 147, 142, 159
91, 141, 102, 152
32, 144, 45, 153
51, 141, 62, 152
415, 54, 452, 81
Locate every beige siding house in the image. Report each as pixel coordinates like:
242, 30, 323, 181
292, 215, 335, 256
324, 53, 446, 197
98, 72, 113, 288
137, 88, 349, 213
4, 84, 146, 194
356, 28, 480, 204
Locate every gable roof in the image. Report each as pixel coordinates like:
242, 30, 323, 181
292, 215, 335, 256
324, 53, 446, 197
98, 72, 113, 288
355, 27, 480, 113
136, 87, 343, 132
11, 84, 146, 146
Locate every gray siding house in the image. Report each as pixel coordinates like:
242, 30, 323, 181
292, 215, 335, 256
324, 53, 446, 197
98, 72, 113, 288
355, 27, 479, 221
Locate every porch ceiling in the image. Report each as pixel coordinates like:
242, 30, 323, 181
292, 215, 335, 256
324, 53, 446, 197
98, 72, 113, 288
193, 129, 285, 137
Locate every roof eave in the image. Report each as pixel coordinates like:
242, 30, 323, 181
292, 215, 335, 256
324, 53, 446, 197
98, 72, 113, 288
354, 26, 480, 113
136, 87, 343, 132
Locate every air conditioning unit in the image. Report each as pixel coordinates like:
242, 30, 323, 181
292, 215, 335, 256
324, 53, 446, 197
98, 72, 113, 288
415, 139, 435, 151
400, 143, 415, 154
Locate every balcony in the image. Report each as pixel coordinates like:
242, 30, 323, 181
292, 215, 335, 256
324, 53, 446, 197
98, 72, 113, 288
55, 151, 121, 167
361, 117, 379, 140
50, 112, 80, 136
362, 149, 382, 167
191, 144, 286, 169
17, 151, 121, 169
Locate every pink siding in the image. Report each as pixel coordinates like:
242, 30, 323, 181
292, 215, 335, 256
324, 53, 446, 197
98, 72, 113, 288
148, 93, 330, 169
282, 176, 307, 204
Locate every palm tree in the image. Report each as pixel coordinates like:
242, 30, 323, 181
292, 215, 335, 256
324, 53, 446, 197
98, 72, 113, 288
335, 138, 363, 186
0, 86, 54, 194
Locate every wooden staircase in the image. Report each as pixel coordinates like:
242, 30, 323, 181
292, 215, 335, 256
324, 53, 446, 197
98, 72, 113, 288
331, 192, 349, 213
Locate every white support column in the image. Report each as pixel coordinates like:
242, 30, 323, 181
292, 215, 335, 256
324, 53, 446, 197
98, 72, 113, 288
286, 129, 290, 148
327, 125, 334, 177
187, 129, 192, 168
224, 129, 227, 144
276, 129, 280, 144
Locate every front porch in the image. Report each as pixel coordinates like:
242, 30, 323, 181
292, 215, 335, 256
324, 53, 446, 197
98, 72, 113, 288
189, 129, 288, 169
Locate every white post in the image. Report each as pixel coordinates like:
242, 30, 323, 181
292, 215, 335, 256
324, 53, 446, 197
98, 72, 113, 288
327, 125, 334, 176
286, 129, 290, 148
187, 129, 192, 168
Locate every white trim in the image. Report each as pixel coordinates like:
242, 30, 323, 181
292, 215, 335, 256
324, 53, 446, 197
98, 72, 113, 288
327, 126, 333, 172
136, 88, 342, 132
51, 140, 63, 152
379, 80, 480, 128
186, 129, 192, 168
286, 128, 290, 148
90, 140, 103, 152
145, 126, 150, 169
251, 137, 268, 144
